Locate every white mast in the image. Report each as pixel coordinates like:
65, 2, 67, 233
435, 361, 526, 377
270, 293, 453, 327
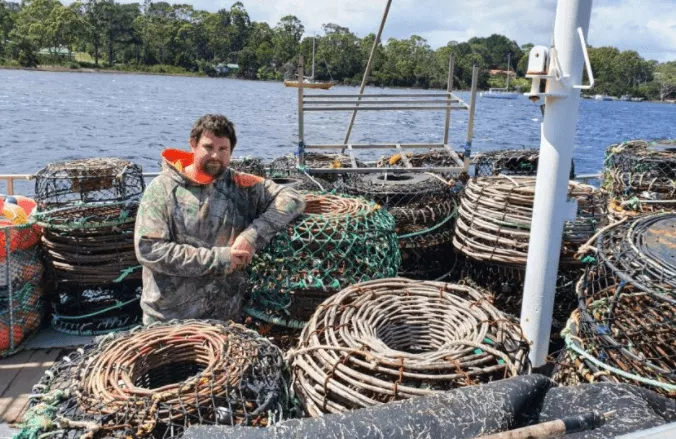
311, 34, 316, 81
520, 0, 593, 367
506, 53, 511, 91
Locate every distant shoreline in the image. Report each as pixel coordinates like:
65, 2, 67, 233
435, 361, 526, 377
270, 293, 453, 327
0, 64, 208, 78
2, 65, 674, 102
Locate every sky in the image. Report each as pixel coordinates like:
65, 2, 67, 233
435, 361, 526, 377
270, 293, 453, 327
87, 0, 676, 62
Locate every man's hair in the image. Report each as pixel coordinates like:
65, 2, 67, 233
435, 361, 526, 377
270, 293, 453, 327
190, 114, 237, 150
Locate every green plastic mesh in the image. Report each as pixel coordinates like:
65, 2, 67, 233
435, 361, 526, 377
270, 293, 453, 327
246, 192, 400, 327
0, 222, 44, 357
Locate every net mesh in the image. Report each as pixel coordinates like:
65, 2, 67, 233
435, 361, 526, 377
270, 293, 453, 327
245, 192, 400, 329
471, 149, 575, 178
0, 222, 44, 357
553, 213, 676, 397
337, 172, 460, 280
34, 158, 144, 334
603, 139, 676, 221
289, 278, 531, 416
269, 153, 364, 184
17, 320, 293, 439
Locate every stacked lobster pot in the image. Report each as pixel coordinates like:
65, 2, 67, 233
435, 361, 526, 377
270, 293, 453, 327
554, 213, 675, 398
340, 171, 459, 280
453, 176, 605, 331
471, 148, 575, 178
268, 153, 362, 191
603, 139, 676, 222
34, 158, 145, 335
245, 193, 400, 348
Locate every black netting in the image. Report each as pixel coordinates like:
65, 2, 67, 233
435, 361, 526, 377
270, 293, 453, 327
471, 149, 575, 179
603, 139, 676, 221
230, 157, 267, 177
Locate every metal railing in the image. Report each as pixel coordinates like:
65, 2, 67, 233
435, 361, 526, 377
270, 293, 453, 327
295, 54, 479, 176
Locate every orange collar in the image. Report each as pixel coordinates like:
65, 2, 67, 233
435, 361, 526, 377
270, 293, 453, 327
162, 149, 214, 184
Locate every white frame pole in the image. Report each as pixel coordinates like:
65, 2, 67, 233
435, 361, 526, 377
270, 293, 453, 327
520, 0, 593, 367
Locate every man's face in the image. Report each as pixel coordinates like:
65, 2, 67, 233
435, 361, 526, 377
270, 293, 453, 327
189, 130, 232, 177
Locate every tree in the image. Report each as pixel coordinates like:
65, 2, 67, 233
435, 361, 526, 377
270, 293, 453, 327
45, 2, 84, 56
273, 15, 303, 67
0, 1, 16, 56
654, 62, 676, 101
13, 0, 60, 50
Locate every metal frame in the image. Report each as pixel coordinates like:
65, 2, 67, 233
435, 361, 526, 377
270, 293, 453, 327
296, 54, 479, 175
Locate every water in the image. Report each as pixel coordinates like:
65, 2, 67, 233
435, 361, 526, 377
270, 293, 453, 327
1, 69, 675, 177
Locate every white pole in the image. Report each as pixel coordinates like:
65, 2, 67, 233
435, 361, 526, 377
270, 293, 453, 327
506, 53, 510, 91
520, 0, 593, 367
312, 34, 316, 81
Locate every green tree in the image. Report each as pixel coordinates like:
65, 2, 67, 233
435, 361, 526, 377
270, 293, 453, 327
273, 14, 303, 67
654, 61, 676, 101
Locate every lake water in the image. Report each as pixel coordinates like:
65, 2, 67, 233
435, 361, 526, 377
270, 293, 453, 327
1, 69, 675, 180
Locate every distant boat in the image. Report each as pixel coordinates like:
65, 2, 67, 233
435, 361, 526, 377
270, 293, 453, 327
620, 95, 631, 101
482, 54, 519, 100
630, 97, 645, 102
594, 94, 613, 101
284, 35, 334, 90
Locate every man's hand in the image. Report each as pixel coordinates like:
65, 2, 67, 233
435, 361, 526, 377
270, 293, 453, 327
227, 236, 255, 273
229, 249, 252, 273
232, 236, 255, 264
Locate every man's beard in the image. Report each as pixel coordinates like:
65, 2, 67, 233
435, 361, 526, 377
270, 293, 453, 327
202, 161, 225, 177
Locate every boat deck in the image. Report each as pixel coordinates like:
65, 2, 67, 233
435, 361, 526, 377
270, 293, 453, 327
0, 330, 94, 435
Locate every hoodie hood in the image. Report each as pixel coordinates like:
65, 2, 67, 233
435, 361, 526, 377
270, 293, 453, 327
161, 149, 224, 186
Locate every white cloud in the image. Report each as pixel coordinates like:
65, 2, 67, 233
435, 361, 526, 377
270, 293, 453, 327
64, 0, 676, 61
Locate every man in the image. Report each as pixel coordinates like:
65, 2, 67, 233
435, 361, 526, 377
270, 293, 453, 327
134, 114, 305, 324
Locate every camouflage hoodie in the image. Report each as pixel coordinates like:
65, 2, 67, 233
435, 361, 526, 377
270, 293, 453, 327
134, 149, 306, 324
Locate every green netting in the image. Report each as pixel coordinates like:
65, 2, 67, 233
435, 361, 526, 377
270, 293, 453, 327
0, 221, 45, 357
246, 192, 400, 327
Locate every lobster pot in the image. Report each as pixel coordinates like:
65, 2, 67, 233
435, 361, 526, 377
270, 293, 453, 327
471, 148, 576, 178
0, 223, 44, 357
230, 156, 267, 177
338, 172, 460, 280
18, 321, 291, 439
453, 176, 605, 323
603, 139, 676, 221
554, 213, 676, 398
269, 153, 364, 184
34, 158, 145, 335
35, 158, 144, 209
245, 192, 400, 330
291, 278, 531, 416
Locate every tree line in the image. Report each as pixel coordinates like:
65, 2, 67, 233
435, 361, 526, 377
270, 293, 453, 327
1, 0, 675, 100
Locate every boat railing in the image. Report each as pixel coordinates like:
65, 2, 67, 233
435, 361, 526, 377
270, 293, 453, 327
295, 54, 479, 176
0, 172, 603, 196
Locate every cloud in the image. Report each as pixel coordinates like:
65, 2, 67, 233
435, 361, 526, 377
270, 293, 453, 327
64, 0, 676, 61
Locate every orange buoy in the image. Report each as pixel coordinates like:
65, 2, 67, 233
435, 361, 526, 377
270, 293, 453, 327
0, 321, 24, 352
0, 196, 41, 260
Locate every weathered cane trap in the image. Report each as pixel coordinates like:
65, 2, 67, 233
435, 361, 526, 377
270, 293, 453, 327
268, 153, 363, 188
230, 156, 267, 177
453, 177, 604, 322
0, 222, 44, 357
245, 193, 400, 329
603, 139, 676, 220
338, 172, 459, 280
289, 278, 531, 416
553, 213, 675, 397
17, 320, 292, 439
34, 158, 145, 335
